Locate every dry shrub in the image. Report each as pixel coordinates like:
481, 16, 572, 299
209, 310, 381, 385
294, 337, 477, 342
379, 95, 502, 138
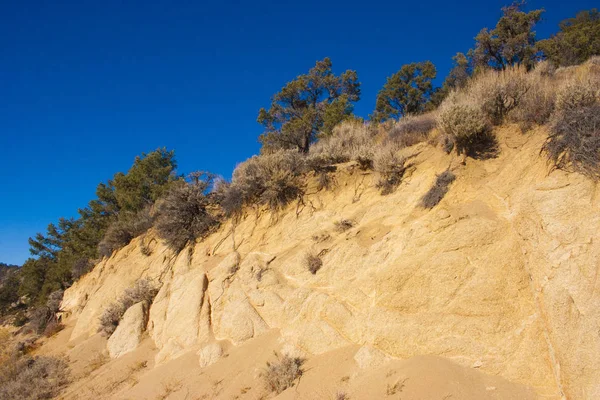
374, 146, 407, 195
437, 101, 497, 159
387, 113, 436, 147
98, 278, 158, 336
467, 68, 531, 125
543, 104, 600, 179
334, 219, 354, 232
421, 170, 456, 209
98, 208, 154, 258
213, 179, 244, 217
336, 392, 350, 400
555, 80, 597, 113
509, 73, 557, 132
231, 151, 305, 211
28, 290, 63, 335
0, 355, 70, 400
71, 258, 92, 280
304, 252, 323, 275
311, 120, 376, 166
262, 354, 305, 394
155, 172, 220, 253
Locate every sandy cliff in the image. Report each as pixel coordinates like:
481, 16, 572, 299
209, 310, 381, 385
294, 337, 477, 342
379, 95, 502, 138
55, 126, 600, 399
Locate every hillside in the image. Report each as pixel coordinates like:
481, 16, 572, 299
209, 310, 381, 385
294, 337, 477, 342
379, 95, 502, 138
29, 125, 598, 399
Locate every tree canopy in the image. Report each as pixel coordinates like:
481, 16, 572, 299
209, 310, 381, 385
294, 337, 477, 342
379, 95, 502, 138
372, 61, 437, 121
473, 2, 544, 71
20, 148, 179, 304
258, 58, 360, 153
538, 9, 600, 66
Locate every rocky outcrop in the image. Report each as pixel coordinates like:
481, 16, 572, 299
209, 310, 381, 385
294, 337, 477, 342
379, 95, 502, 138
107, 302, 147, 358
60, 127, 600, 399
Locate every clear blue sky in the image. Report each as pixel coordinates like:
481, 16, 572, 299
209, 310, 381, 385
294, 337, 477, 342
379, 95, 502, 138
0, 0, 596, 265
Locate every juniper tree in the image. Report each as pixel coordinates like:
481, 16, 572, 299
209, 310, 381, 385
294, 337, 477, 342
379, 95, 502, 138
473, 2, 543, 71
538, 9, 600, 67
258, 58, 360, 153
372, 61, 437, 121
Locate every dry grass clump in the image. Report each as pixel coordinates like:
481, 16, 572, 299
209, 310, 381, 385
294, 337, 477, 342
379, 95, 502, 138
262, 354, 305, 394
230, 151, 305, 211
542, 80, 600, 179
0, 355, 70, 400
373, 145, 408, 195
98, 278, 158, 336
27, 289, 63, 335
508, 73, 557, 132
421, 170, 456, 209
304, 252, 323, 275
387, 113, 436, 147
155, 172, 220, 253
98, 208, 154, 258
311, 120, 377, 168
334, 219, 355, 232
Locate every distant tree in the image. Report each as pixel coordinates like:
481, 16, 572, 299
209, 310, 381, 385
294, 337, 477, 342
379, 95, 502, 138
473, 2, 544, 71
0, 267, 20, 315
258, 58, 361, 153
538, 9, 600, 66
372, 61, 437, 121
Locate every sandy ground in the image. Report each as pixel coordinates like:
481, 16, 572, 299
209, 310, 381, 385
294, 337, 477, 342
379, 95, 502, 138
33, 321, 535, 400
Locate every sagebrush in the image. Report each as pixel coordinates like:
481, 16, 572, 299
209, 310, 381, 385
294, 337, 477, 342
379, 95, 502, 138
262, 354, 305, 394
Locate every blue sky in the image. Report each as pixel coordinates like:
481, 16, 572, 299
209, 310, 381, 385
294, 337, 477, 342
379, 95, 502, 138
0, 0, 596, 264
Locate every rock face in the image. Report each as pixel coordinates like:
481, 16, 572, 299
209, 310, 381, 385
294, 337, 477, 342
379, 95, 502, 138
61, 127, 600, 399
107, 302, 147, 358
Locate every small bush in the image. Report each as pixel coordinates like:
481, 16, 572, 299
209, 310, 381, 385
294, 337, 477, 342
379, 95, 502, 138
543, 104, 600, 179
0, 355, 70, 400
155, 172, 220, 253
387, 113, 436, 147
98, 208, 153, 258
262, 354, 305, 394
213, 179, 244, 217
334, 219, 355, 232
98, 278, 158, 336
421, 171, 456, 209
468, 68, 531, 125
437, 102, 495, 158
509, 74, 557, 132
555, 80, 597, 113
27, 290, 63, 335
231, 151, 305, 211
304, 252, 323, 275
374, 146, 407, 195
311, 120, 376, 166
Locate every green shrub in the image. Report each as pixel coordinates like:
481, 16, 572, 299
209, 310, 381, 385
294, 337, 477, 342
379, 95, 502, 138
262, 354, 305, 394
155, 172, 220, 253
421, 171, 456, 208
98, 278, 158, 336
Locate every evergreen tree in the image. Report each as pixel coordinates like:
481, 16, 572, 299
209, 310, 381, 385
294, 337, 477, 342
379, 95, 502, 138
538, 9, 600, 66
372, 61, 437, 121
473, 2, 543, 71
258, 58, 361, 153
